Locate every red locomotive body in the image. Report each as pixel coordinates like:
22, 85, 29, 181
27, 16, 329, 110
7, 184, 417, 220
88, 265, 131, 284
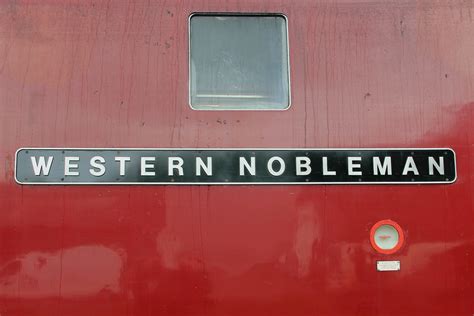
0, 1, 473, 315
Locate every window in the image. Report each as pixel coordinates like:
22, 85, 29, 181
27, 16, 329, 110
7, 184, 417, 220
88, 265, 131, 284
189, 14, 290, 110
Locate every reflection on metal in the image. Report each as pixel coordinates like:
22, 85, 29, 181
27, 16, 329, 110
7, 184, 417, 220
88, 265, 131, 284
0, 246, 123, 298
1, 1, 473, 315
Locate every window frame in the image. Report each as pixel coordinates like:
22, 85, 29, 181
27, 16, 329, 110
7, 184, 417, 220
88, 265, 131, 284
188, 12, 291, 111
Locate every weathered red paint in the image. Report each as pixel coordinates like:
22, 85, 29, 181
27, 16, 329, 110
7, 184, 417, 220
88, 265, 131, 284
0, 1, 473, 315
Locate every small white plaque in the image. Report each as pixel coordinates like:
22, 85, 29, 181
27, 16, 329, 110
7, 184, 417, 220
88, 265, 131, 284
377, 260, 400, 271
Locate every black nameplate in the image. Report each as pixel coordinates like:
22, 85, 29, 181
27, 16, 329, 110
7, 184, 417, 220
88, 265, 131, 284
15, 148, 456, 185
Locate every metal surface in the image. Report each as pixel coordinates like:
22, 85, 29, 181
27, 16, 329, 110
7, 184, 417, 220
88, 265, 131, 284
0, 0, 473, 315
376, 261, 401, 272
15, 148, 456, 184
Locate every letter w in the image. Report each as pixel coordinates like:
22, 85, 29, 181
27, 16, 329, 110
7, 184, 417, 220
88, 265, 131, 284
31, 156, 54, 176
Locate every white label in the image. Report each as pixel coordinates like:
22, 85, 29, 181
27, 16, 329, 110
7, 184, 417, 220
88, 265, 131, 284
376, 260, 401, 272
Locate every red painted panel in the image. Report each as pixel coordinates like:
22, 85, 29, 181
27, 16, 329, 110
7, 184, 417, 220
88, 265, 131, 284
0, 1, 473, 315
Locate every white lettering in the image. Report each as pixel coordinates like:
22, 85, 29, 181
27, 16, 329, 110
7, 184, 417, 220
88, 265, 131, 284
141, 157, 156, 176
322, 157, 336, 175
196, 157, 212, 176
373, 157, 392, 175
89, 156, 105, 177
239, 157, 256, 176
31, 156, 53, 176
168, 157, 184, 176
348, 157, 362, 176
267, 156, 285, 176
428, 156, 445, 175
115, 157, 131, 176
296, 157, 311, 176
64, 157, 80, 176
402, 156, 419, 175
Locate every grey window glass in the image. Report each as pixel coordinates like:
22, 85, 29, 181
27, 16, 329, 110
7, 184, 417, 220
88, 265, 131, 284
189, 14, 290, 110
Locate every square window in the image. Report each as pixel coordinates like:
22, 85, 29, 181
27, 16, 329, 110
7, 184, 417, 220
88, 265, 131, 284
189, 14, 290, 110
